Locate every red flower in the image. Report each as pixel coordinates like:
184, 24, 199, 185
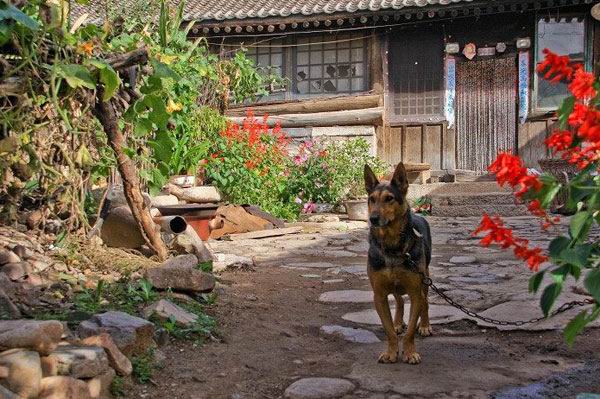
474, 214, 548, 271
545, 130, 573, 152
488, 152, 542, 198
569, 69, 596, 100
536, 49, 581, 83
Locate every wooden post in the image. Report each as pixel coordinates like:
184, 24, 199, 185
93, 90, 168, 261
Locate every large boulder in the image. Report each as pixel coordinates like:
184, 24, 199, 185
0, 320, 63, 355
0, 251, 20, 266
77, 311, 154, 357
0, 288, 20, 319
145, 261, 215, 293
0, 349, 42, 398
81, 334, 132, 376
38, 376, 91, 399
85, 367, 115, 399
49, 345, 109, 379
143, 299, 198, 327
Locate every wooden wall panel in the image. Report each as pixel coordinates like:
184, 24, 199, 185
518, 121, 548, 168
381, 126, 403, 165
403, 126, 422, 164
442, 126, 456, 170
423, 125, 442, 169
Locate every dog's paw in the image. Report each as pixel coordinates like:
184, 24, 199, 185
418, 325, 433, 337
377, 351, 399, 364
394, 322, 407, 335
402, 351, 422, 365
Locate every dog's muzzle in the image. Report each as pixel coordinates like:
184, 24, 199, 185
369, 215, 389, 228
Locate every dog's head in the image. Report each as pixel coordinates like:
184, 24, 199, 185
364, 163, 409, 228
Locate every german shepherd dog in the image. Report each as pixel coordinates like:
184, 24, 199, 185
364, 162, 432, 365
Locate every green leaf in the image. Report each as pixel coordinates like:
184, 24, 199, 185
549, 236, 570, 259
564, 310, 589, 347
584, 268, 600, 304
99, 66, 120, 101
134, 118, 153, 137
560, 244, 592, 269
529, 271, 545, 293
570, 211, 593, 243
55, 64, 95, 90
0, 2, 39, 30
540, 282, 562, 317
558, 96, 575, 129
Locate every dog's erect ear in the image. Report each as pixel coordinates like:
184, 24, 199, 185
364, 164, 379, 194
391, 162, 409, 195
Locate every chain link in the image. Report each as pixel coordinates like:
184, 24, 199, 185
419, 271, 596, 326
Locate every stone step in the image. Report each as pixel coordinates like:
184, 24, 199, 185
430, 192, 519, 207
432, 204, 528, 217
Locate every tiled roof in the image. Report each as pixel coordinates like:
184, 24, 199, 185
185, 0, 474, 22
71, 0, 475, 25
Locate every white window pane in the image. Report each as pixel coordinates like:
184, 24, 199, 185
297, 51, 309, 65
257, 54, 269, 66
338, 49, 350, 62
324, 50, 336, 64
310, 51, 322, 64
537, 18, 585, 60
271, 53, 283, 67
310, 65, 322, 78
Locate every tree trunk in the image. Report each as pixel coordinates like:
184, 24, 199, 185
93, 87, 168, 261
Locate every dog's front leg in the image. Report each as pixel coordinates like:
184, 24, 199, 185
374, 293, 398, 363
402, 293, 422, 365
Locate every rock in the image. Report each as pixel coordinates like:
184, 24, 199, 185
10, 246, 32, 260
40, 356, 58, 377
30, 259, 50, 273
50, 345, 109, 379
0, 262, 29, 281
0, 288, 20, 319
0, 320, 63, 355
449, 255, 477, 264
213, 253, 253, 273
318, 290, 395, 304
38, 376, 91, 399
322, 279, 344, 284
100, 206, 145, 249
0, 349, 42, 398
320, 325, 380, 344
342, 304, 468, 326
180, 186, 221, 203
80, 334, 132, 376
284, 377, 355, 399
143, 299, 198, 327
0, 251, 20, 266
306, 215, 340, 223
25, 210, 44, 230
162, 254, 199, 269
85, 367, 115, 399
77, 311, 154, 357
0, 385, 18, 398
145, 265, 215, 293
151, 194, 179, 207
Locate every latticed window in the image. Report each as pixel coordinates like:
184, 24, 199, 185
388, 27, 444, 122
293, 33, 368, 97
227, 32, 369, 102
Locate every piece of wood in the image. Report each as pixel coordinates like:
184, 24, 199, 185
105, 48, 148, 71
226, 94, 380, 116
227, 107, 383, 128
403, 126, 422, 164
225, 227, 303, 241
423, 125, 442, 170
442, 123, 456, 171
165, 184, 221, 203
242, 205, 285, 228
93, 86, 168, 261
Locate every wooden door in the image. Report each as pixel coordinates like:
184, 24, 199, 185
456, 56, 517, 172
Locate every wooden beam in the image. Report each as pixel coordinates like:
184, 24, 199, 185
226, 107, 384, 128
226, 94, 381, 116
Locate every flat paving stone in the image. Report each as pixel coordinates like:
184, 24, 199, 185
320, 325, 380, 344
449, 255, 477, 264
322, 279, 345, 284
342, 304, 467, 325
284, 377, 355, 399
328, 265, 366, 275
319, 290, 395, 304
285, 262, 337, 269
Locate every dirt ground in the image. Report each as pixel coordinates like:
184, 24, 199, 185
127, 217, 600, 399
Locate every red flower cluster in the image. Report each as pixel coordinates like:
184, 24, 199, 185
488, 152, 542, 198
474, 214, 548, 271
536, 49, 581, 83
569, 68, 597, 100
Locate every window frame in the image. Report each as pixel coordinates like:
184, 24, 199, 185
385, 26, 446, 125
533, 13, 592, 114
232, 32, 371, 104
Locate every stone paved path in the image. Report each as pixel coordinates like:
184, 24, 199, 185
207, 216, 600, 398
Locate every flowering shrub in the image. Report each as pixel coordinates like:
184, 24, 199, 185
474, 49, 599, 344
287, 138, 387, 206
204, 112, 299, 220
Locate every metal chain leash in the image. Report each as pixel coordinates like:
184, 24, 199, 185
418, 272, 596, 326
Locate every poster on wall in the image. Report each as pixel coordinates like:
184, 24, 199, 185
445, 57, 456, 129
518, 51, 529, 124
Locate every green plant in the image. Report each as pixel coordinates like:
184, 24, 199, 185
198, 261, 213, 273
132, 348, 157, 384
110, 375, 125, 397
74, 280, 106, 313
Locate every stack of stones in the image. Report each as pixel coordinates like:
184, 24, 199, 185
0, 311, 155, 398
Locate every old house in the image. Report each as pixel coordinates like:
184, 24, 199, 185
184, 0, 599, 181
